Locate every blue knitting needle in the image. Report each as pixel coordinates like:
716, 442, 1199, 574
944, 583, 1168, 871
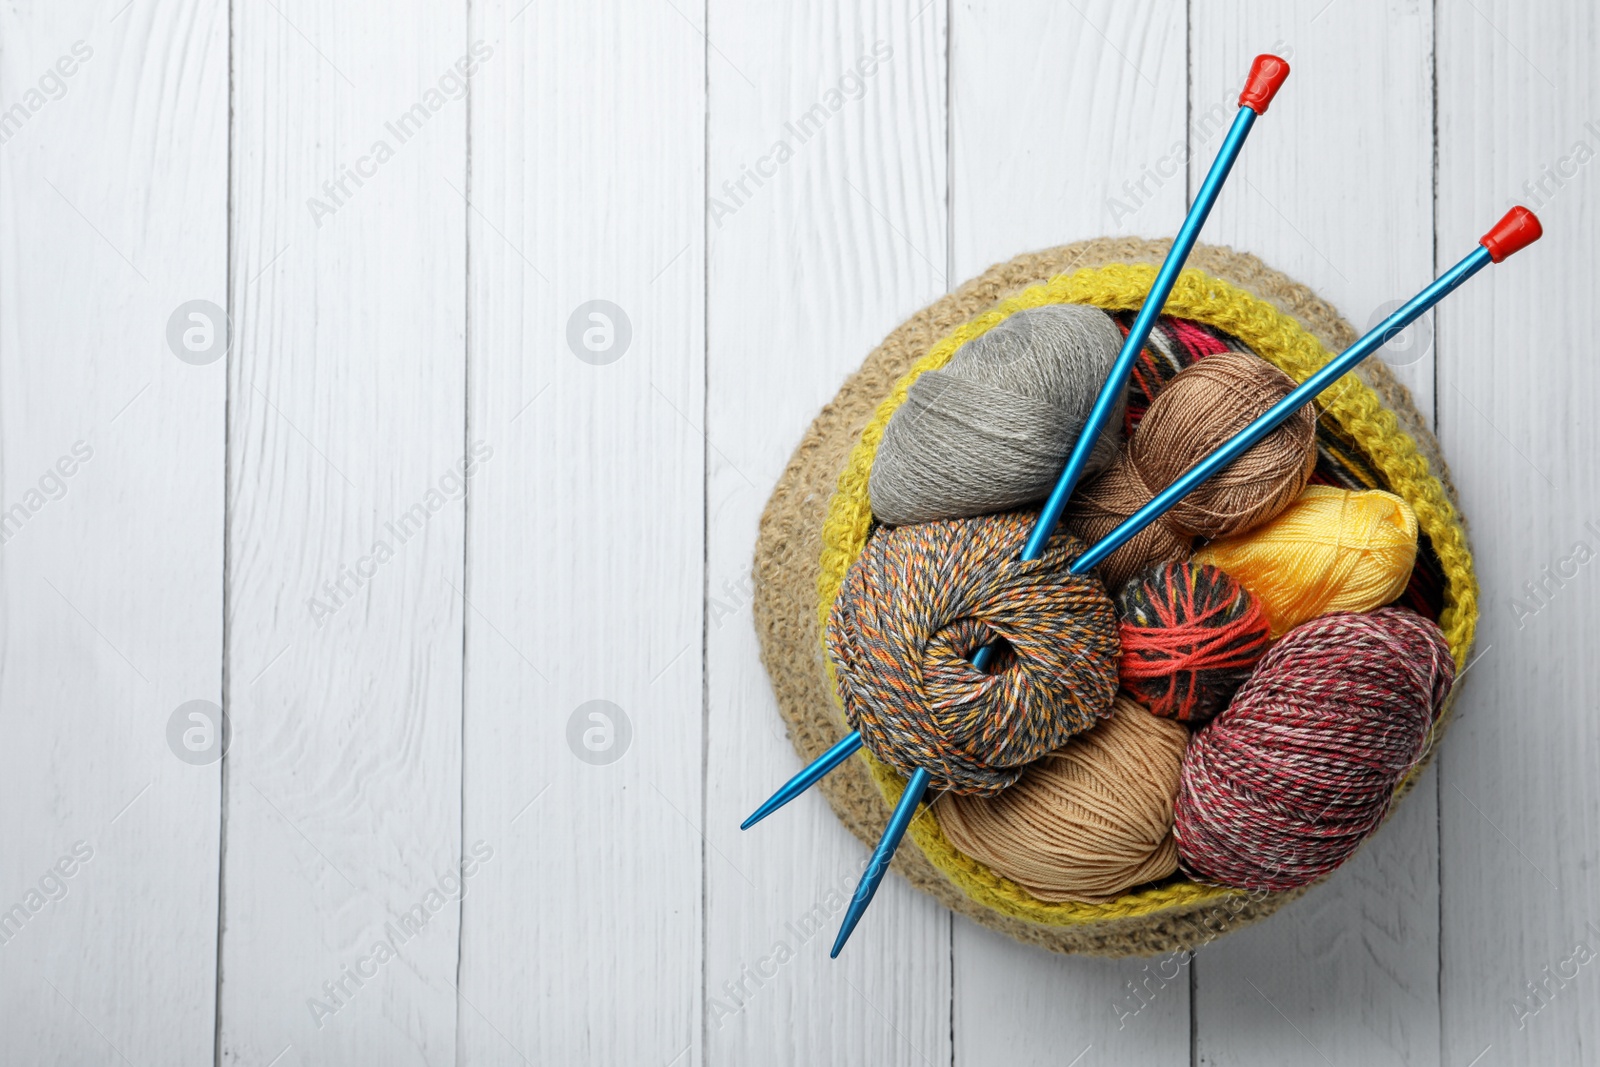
1077, 206, 1542, 574
742, 54, 1292, 841
821, 57, 1297, 958
827, 205, 1542, 958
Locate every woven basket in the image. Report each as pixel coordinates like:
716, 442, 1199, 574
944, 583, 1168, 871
751, 238, 1478, 957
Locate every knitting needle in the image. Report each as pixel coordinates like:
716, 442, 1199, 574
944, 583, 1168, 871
827, 204, 1540, 958
743, 54, 1292, 839
822, 58, 1295, 958
1073, 205, 1543, 576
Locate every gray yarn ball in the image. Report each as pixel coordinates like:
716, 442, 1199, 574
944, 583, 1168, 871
869, 303, 1127, 526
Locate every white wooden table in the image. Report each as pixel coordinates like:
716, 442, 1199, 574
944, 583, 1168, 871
1, 1, 1594, 1063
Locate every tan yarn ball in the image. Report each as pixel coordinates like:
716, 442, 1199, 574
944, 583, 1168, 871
935, 696, 1190, 904
1067, 350, 1317, 588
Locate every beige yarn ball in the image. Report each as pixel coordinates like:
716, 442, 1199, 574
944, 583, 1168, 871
935, 695, 1189, 903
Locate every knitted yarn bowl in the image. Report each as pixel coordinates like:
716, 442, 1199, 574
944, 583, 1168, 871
750, 239, 1477, 957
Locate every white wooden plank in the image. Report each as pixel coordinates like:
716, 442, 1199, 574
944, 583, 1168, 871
219, 2, 468, 1062
953, 0, 1188, 259
1192, 0, 1438, 421
0, 2, 226, 1064
1192, 769, 1442, 1067
947, 3, 1193, 1064
1190, 3, 1442, 1065
455, 2, 705, 1064
703, 2, 952, 1064
1437, 2, 1600, 1064
5, 1, 1596, 1062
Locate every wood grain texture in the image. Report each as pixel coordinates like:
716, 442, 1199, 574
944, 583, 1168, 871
2, 0, 1597, 1061
953, 0, 1190, 265
1189, 4, 1444, 1065
703, 3, 953, 1064
948, 3, 1192, 1064
1437, 1, 1600, 1064
220, 1, 468, 1062
456, 1, 705, 1064
1194, 0, 1439, 421
0, 2, 226, 1064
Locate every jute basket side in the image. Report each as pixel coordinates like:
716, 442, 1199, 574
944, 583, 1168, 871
751, 239, 1476, 957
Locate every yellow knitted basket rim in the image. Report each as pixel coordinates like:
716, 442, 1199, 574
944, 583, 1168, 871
816, 263, 1478, 927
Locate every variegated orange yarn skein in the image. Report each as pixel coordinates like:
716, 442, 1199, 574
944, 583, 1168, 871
826, 511, 1119, 797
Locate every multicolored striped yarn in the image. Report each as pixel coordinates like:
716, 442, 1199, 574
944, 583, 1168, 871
826, 510, 1119, 796
1173, 607, 1455, 892
1114, 310, 1447, 620
1116, 561, 1270, 724
1115, 312, 1251, 433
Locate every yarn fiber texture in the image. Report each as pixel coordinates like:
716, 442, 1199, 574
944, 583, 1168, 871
1195, 485, 1419, 638
936, 695, 1189, 903
869, 304, 1126, 526
1117, 561, 1271, 724
1119, 313, 1254, 432
1067, 349, 1317, 589
1174, 607, 1455, 892
825, 510, 1119, 796
762, 239, 1477, 955
1116, 309, 1449, 623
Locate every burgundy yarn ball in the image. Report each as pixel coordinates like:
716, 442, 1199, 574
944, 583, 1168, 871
1173, 606, 1455, 892
1116, 560, 1271, 723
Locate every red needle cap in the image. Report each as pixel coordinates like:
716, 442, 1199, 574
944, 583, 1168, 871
1480, 206, 1543, 262
1238, 55, 1290, 114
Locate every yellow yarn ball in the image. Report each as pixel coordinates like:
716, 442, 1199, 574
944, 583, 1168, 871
1194, 485, 1419, 638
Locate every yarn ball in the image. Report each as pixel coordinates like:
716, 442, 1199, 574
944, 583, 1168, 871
1116, 560, 1271, 724
1119, 313, 1253, 432
936, 695, 1189, 903
1107, 308, 1446, 620
1113, 310, 1450, 622
826, 510, 1119, 796
1067, 349, 1317, 589
1173, 607, 1455, 892
1194, 485, 1419, 638
869, 304, 1125, 526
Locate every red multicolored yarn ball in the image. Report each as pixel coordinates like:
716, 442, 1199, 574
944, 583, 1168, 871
1115, 560, 1270, 723
1173, 606, 1455, 892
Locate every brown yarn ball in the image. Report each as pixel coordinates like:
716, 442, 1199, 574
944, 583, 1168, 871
1064, 462, 1195, 590
935, 695, 1189, 903
1067, 350, 1317, 588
